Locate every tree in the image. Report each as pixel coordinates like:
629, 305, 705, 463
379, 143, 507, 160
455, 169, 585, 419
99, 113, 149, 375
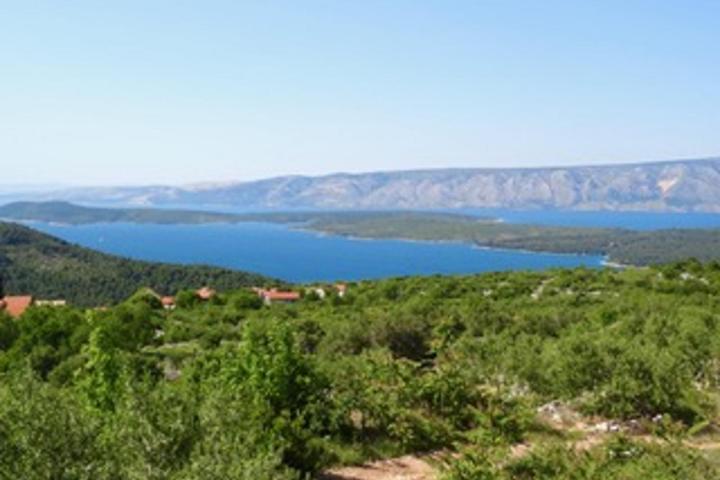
0, 312, 18, 351
77, 327, 126, 413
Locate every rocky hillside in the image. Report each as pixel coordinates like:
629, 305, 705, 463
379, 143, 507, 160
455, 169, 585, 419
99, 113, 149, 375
34, 157, 720, 212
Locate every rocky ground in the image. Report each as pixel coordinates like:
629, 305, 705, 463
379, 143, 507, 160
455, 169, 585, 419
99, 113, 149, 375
319, 455, 437, 480
318, 401, 720, 480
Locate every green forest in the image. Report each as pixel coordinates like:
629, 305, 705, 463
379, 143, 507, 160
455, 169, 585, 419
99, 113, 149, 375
305, 212, 720, 266
0, 222, 271, 306
0, 201, 246, 224
3, 260, 720, 478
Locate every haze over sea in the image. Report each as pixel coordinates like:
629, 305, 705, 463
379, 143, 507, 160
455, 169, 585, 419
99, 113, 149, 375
26, 210, 720, 283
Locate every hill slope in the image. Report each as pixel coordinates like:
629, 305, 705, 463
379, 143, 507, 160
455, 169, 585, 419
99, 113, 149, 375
0, 222, 272, 306
0, 201, 490, 225
32, 157, 720, 212
3, 261, 720, 478
0, 201, 242, 224
305, 212, 720, 266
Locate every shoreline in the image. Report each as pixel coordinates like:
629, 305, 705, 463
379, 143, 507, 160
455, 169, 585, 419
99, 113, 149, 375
296, 225, 607, 263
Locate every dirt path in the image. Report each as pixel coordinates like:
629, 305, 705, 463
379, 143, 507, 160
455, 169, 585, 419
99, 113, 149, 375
318, 454, 438, 480
317, 408, 720, 480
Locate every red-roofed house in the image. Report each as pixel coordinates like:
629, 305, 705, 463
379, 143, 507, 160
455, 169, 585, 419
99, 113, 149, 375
161, 296, 176, 310
196, 287, 216, 301
1, 296, 33, 318
258, 289, 300, 305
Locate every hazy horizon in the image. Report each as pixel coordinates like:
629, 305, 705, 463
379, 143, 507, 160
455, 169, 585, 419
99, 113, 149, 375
0, 154, 717, 190
2, 1, 719, 186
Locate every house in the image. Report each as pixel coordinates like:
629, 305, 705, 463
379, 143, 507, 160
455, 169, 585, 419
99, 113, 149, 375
305, 287, 326, 299
35, 299, 67, 307
196, 287, 216, 301
0, 295, 34, 318
335, 284, 348, 298
161, 296, 176, 310
258, 288, 300, 305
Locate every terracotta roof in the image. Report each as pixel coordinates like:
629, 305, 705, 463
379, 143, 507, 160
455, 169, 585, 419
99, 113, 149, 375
196, 287, 216, 300
161, 296, 175, 306
1, 296, 33, 318
263, 290, 300, 301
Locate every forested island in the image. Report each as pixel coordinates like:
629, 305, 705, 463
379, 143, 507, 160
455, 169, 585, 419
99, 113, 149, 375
303, 211, 720, 266
2, 260, 720, 478
0, 201, 245, 224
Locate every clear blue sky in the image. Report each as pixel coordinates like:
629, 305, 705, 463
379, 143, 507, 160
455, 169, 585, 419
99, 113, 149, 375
1, 1, 719, 186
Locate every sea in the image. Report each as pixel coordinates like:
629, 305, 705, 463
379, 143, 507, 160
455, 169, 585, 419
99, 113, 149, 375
28, 210, 720, 283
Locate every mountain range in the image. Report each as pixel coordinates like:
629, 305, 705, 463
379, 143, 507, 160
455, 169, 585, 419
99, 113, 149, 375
16, 157, 720, 212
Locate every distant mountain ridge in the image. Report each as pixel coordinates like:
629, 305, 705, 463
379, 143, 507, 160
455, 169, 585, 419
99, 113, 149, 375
26, 157, 720, 212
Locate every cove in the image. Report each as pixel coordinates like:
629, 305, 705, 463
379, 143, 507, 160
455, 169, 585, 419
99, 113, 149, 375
31, 221, 604, 283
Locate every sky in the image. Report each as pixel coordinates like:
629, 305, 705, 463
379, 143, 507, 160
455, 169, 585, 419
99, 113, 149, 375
1, 1, 719, 186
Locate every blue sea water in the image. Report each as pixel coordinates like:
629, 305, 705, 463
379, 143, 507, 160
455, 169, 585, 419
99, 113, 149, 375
28, 210, 720, 282
31, 221, 604, 283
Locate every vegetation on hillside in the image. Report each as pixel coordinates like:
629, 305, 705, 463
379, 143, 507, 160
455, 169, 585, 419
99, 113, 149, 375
0, 201, 244, 224
2, 260, 720, 478
0, 201, 489, 226
0, 222, 271, 306
306, 212, 720, 265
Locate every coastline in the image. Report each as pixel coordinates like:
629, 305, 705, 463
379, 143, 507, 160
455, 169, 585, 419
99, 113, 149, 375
297, 225, 607, 264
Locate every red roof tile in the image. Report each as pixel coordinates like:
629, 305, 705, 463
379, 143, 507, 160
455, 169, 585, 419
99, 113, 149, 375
263, 291, 300, 301
2, 296, 33, 318
196, 287, 216, 300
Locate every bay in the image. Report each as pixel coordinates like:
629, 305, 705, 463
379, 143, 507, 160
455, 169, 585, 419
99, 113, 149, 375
31, 221, 604, 283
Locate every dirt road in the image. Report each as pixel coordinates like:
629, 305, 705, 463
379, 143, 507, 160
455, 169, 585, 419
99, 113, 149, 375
319, 455, 438, 480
